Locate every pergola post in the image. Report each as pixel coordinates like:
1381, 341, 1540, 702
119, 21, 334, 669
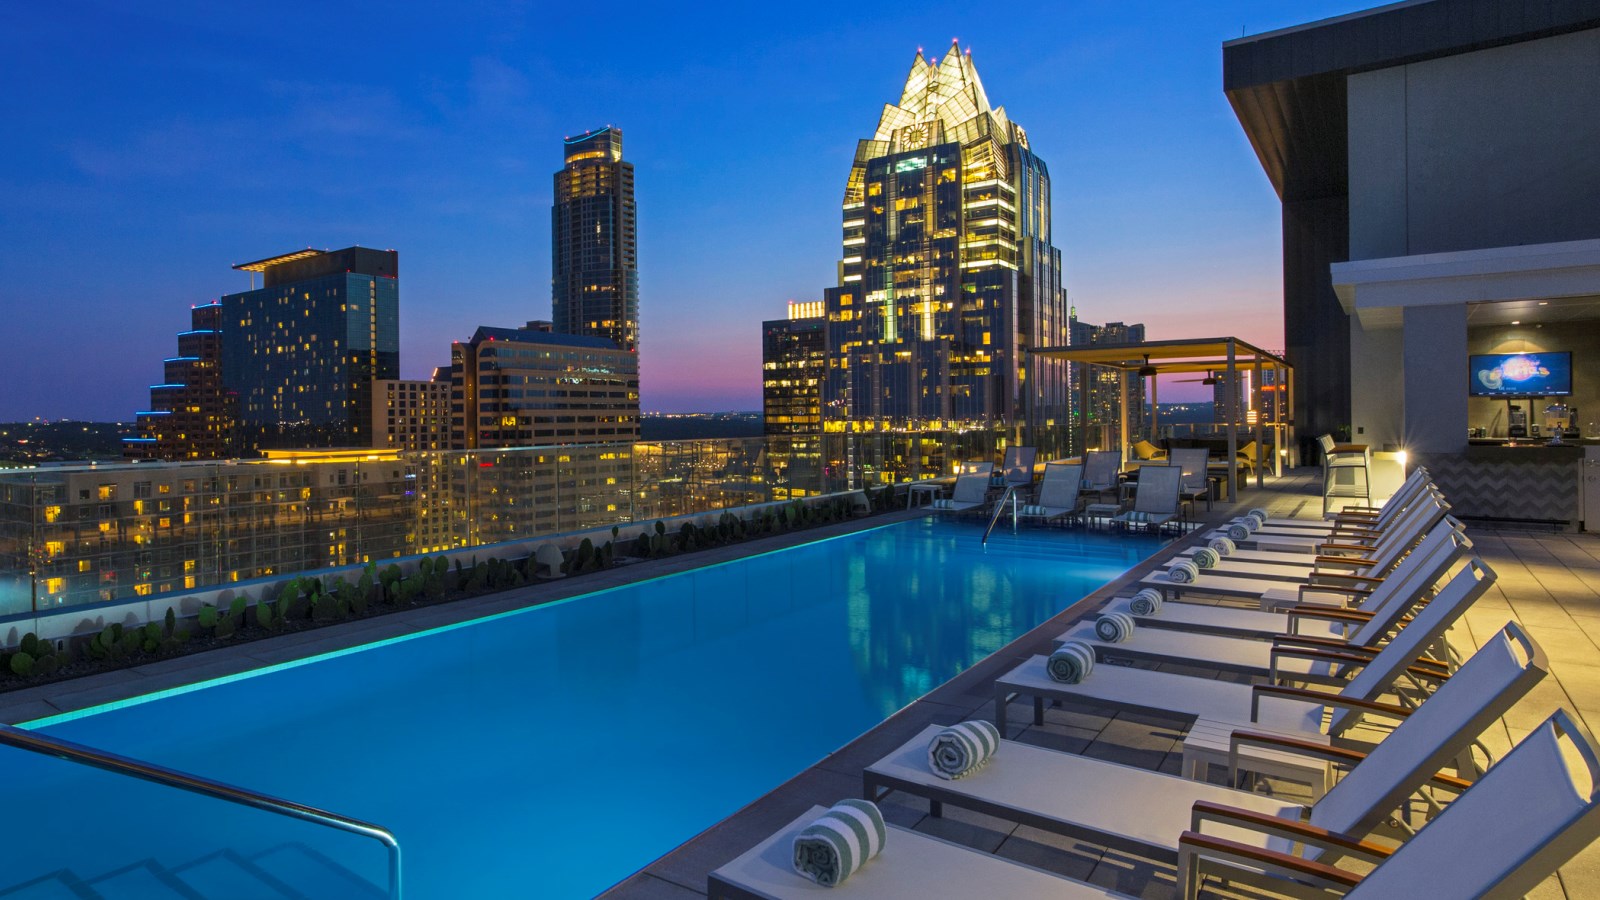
1253, 356, 1264, 488
1118, 368, 1130, 466
1226, 338, 1238, 501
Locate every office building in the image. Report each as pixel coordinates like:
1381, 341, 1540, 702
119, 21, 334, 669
762, 302, 827, 436
221, 247, 400, 452
1067, 313, 1147, 453
821, 42, 1069, 453
1227, 1, 1600, 527
123, 301, 236, 461
553, 126, 638, 351
372, 375, 451, 452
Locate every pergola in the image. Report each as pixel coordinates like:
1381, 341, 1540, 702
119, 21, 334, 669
1031, 337, 1293, 496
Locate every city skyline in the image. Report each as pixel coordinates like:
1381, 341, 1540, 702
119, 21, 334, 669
0, 2, 1376, 421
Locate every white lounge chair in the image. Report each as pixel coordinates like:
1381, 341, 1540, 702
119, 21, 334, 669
1178, 708, 1600, 899
995, 560, 1494, 742
1112, 463, 1183, 534
926, 472, 990, 516
869, 621, 1543, 868
1079, 449, 1121, 503
1017, 461, 1082, 524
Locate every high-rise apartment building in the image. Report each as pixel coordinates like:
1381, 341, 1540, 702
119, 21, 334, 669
449, 324, 639, 449
821, 43, 1068, 451
1068, 313, 1147, 453
372, 374, 451, 452
552, 127, 638, 351
221, 247, 400, 451
762, 302, 827, 436
123, 301, 236, 460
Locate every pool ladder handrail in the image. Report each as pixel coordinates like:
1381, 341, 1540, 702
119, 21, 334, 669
981, 483, 1023, 545
0, 721, 401, 898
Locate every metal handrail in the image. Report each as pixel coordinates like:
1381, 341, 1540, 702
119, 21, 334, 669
981, 484, 1022, 545
0, 722, 401, 898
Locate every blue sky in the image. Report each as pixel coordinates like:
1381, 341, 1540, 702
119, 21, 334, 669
0, 1, 1373, 419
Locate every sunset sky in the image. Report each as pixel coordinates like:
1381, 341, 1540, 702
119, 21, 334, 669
0, 1, 1374, 420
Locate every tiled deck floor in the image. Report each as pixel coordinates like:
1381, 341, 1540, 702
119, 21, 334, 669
605, 470, 1600, 899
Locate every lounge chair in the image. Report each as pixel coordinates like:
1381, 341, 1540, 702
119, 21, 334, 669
1178, 709, 1600, 899
1221, 471, 1435, 537
869, 621, 1543, 869
1168, 447, 1210, 512
957, 460, 993, 477
1079, 449, 1121, 503
709, 804, 1136, 899
994, 559, 1494, 742
998, 445, 1037, 489
1112, 463, 1182, 534
926, 472, 990, 516
1234, 440, 1260, 475
1201, 491, 1448, 557
1017, 461, 1082, 525
1131, 438, 1167, 461
1141, 514, 1465, 612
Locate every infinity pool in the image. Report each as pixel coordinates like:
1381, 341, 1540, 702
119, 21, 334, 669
8, 518, 1161, 898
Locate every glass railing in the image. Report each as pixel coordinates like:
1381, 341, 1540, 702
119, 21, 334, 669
0, 430, 1001, 616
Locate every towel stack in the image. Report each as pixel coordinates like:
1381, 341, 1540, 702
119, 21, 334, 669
1127, 587, 1164, 616
1048, 641, 1094, 683
927, 720, 1001, 780
1208, 536, 1236, 556
792, 799, 887, 887
1095, 611, 1135, 642
1167, 559, 1201, 584
1192, 547, 1221, 569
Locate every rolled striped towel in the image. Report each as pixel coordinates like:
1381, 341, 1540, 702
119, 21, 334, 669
1209, 536, 1236, 556
1047, 641, 1094, 683
1167, 559, 1200, 584
1245, 510, 1267, 529
1192, 547, 1220, 569
1095, 611, 1135, 642
1128, 588, 1164, 616
1248, 507, 1269, 522
1021, 504, 1048, 516
931, 498, 954, 510
1226, 522, 1252, 541
927, 720, 1001, 780
792, 799, 887, 887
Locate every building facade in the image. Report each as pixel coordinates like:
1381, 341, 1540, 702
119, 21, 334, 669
221, 247, 400, 452
123, 301, 237, 461
821, 43, 1069, 454
1067, 314, 1148, 454
552, 127, 639, 352
762, 302, 827, 436
372, 376, 451, 452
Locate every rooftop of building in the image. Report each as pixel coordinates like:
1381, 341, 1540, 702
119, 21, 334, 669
463, 325, 623, 351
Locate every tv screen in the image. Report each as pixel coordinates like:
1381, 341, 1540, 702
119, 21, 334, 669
1469, 351, 1573, 397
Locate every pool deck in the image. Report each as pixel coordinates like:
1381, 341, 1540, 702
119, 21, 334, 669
599, 471, 1600, 900
5, 472, 1597, 898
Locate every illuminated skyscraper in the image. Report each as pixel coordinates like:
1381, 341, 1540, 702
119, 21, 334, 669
762, 302, 827, 436
553, 126, 638, 352
823, 42, 1068, 451
123, 301, 237, 460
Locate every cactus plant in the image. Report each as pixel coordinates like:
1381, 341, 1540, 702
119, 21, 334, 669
198, 605, 218, 630
256, 600, 276, 631
20, 632, 38, 656
164, 607, 177, 637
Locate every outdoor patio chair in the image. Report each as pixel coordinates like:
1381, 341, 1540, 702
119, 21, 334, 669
1320, 433, 1372, 515
926, 472, 990, 515
999, 445, 1037, 489
994, 559, 1494, 744
1201, 487, 1448, 556
1079, 449, 1121, 503
1112, 463, 1182, 534
1130, 438, 1167, 461
957, 460, 993, 477
1168, 447, 1210, 513
1234, 440, 1260, 475
1178, 708, 1600, 900
1221, 470, 1435, 537
1017, 461, 1082, 525
869, 621, 1543, 870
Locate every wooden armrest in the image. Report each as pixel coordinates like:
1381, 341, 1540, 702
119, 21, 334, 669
1307, 571, 1384, 585
1299, 582, 1372, 598
1313, 554, 1376, 568
1178, 831, 1362, 893
1331, 443, 1368, 454
1190, 801, 1392, 861
1272, 634, 1353, 650
1318, 542, 1379, 552
1286, 606, 1373, 623
1251, 684, 1413, 722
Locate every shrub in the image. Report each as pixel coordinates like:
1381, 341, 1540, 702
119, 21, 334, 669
9, 652, 34, 678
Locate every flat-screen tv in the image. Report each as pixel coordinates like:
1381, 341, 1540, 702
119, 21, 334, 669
1469, 351, 1573, 397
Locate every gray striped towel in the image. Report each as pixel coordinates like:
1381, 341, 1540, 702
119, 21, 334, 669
1167, 560, 1200, 584
931, 498, 955, 509
1209, 536, 1236, 556
792, 799, 887, 887
1128, 588, 1164, 616
1226, 522, 1252, 541
1192, 547, 1221, 568
1047, 641, 1094, 683
1095, 611, 1135, 642
1245, 510, 1267, 528
928, 720, 1001, 780
1248, 507, 1269, 521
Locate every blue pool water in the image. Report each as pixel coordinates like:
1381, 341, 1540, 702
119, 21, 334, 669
8, 518, 1161, 898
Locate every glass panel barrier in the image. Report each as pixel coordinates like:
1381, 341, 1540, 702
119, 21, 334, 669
0, 430, 1002, 617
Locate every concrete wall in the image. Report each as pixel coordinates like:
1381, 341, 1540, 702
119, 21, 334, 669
1468, 321, 1600, 438
1349, 318, 1403, 450
1402, 304, 1469, 452
1348, 28, 1600, 261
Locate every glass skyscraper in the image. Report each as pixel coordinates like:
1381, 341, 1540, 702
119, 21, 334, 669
552, 126, 638, 352
823, 43, 1068, 453
222, 247, 400, 450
